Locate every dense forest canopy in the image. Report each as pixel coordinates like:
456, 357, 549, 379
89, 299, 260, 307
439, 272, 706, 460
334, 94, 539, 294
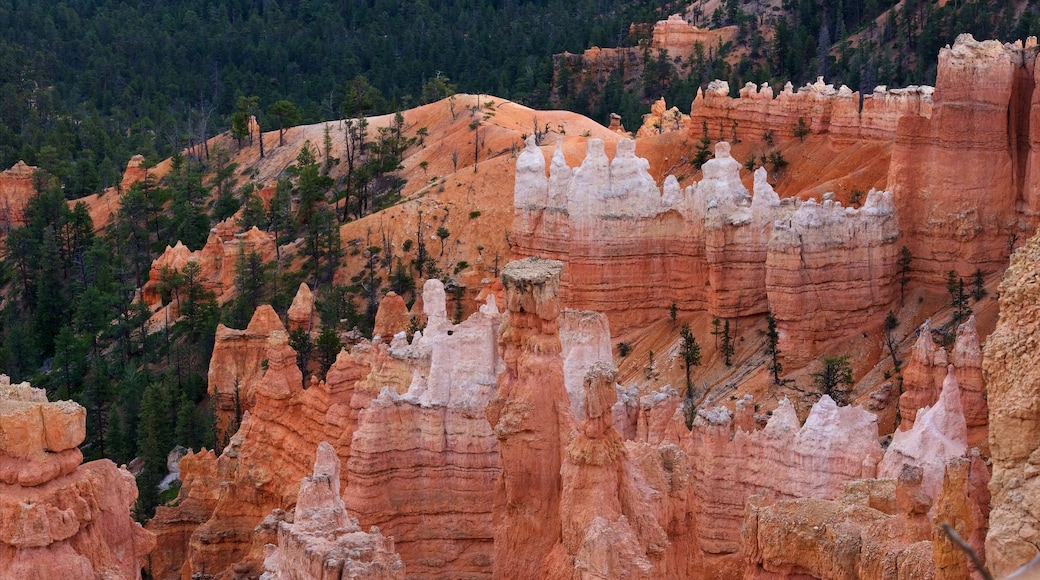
0, 0, 672, 196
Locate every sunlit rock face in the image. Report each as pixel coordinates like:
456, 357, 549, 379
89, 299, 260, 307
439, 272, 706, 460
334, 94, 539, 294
0, 377, 156, 580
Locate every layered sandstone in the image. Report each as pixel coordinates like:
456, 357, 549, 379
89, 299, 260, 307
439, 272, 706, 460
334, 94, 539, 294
344, 283, 503, 578
513, 136, 899, 359
0, 377, 155, 579
890, 35, 1040, 284
688, 77, 932, 143
743, 451, 989, 580
984, 229, 1040, 577
260, 442, 404, 580
207, 304, 286, 443
141, 224, 277, 318
486, 257, 575, 579
650, 14, 734, 62
881, 367, 969, 505
686, 396, 884, 573
0, 160, 37, 228
150, 280, 511, 579
898, 316, 989, 452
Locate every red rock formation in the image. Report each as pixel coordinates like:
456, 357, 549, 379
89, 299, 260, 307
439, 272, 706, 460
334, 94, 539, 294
120, 154, 149, 191
0, 160, 37, 228
743, 477, 934, 579
899, 319, 950, 430
146, 450, 219, 580
151, 282, 507, 579
984, 229, 1040, 578
287, 282, 315, 333
344, 287, 502, 577
636, 97, 689, 137
372, 290, 410, 341
898, 317, 989, 451
890, 35, 1040, 284
0, 377, 155, 579
207, 304, 286, 443
514, 136, 899, 358
688, 77, 931, 143
260, 442, 404, 579
764, 186, 900, 365
141, 225, 276, 318
685, 395, 884, 574
650, 14, 734, 62
881, 366, 970, 505
486, 257, 575, 579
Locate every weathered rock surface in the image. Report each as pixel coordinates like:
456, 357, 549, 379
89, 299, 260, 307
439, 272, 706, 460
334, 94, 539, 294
260, 442, 404, 580
890, 35, 1040, 284
0, 377, 155, 579
372, 290, 411, 341
513, 136, 899, 361
984, 229, 1040, 577
286, 282, 315, 333
0, 160, 37, 228
207, 304, 286, 444
486, 257, 575, 579
900, 317, 989, 451
141, 224, 276, 320
880, 366, 970, 504
688, 77, 932, 143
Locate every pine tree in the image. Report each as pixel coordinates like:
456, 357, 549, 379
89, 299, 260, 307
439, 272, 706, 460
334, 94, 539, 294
812, 355, 854, 406
679, 323, 701, 396
898, 246, 913, 304
721, 319, 735, 366
765, 313, 782, 384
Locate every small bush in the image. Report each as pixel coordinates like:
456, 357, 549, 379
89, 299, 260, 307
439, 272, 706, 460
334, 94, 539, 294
469, 210, 481, 219
617, 342, 632, 357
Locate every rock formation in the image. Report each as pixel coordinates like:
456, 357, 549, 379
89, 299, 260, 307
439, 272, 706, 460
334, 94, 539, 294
513, 136, 899, 361
207, 304, 286, 443
890, 35, 1040, 284
141, 223, 277, 319
984, 229, 1040, 577
0, 160, 37, 229
287, 282, 315, 333
688, 77, 932, 143
649, 14, 734, 62
637, 97, 690, 137
486, 257, 575, 579
260, 442, 404, 580
880, 365, 970, 504
899, 317, 989, 451
372, 291, 411, 340
0, 377, 156, 579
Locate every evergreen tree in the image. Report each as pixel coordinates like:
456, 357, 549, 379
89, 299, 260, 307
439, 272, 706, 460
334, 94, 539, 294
268, 100, 301, 147
898, 246, 913, 305
679, 323, 701, 396
812, 355, 854, 406
315, 327, 343, 379
721, 319, 735, 366
765, 313, 782, 384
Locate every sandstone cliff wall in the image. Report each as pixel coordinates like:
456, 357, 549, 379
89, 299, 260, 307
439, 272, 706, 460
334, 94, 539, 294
984, 228, 1040, 578
512, 136, 900, 362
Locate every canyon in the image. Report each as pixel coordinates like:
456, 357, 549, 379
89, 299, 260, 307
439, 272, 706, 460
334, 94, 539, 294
2, 32, 1040, 580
